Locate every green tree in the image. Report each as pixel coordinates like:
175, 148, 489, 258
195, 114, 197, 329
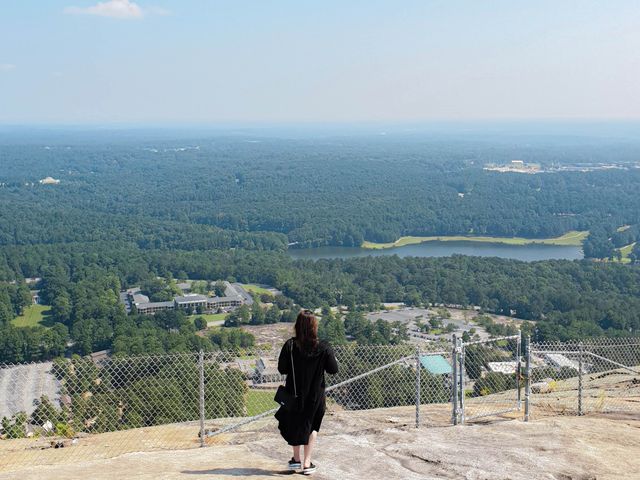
280, 309, 298, 323
2, 412, 28, 439
30, 396, 63, 426
250, 303, 265, 325
51, 294, 71, 324
265, 305, 280, 324
214, 281, 227, 297
194, 316, 207, 330
318, 311, 346, 345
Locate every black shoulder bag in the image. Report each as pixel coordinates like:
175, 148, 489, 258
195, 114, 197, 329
274, 339, 298, 411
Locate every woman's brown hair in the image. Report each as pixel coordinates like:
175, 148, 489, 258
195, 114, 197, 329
295, 309, 319, 351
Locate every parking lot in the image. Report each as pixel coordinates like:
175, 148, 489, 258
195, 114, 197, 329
0, 362, 60, 419
365, 307, 491, 343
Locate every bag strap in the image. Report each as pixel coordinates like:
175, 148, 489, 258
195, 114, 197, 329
289, 339, 298, 398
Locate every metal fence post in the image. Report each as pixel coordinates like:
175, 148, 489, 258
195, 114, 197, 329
199, 350, 205, 447
459, 337, 466, 425
451, 334, 458, 425
578, 342, 583, 416
516, 333, 522, 410
524, 336, 531, 422
415, 347, 421, 428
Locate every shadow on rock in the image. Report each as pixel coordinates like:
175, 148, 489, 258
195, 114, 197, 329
181, 468, 292, 476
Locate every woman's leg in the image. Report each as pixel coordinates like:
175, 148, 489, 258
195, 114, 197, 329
292, 445, 301, 462
303, 431, 317, 468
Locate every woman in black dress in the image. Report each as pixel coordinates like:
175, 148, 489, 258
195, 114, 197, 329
275, 310, 338, 475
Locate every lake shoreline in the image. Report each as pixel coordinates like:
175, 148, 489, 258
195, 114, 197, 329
361, 230, 589, 250
288, 240, 584, 262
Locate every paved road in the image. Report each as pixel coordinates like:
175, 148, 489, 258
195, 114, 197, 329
0, 362, 60, 419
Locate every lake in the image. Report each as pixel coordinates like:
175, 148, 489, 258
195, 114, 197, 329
287, 240, 583, 261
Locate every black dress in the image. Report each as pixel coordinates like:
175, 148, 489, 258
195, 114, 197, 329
275, 338, 339, 446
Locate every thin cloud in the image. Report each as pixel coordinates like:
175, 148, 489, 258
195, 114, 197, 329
64, 0, 151, 19
146, 6, 171, 16
0, 64, 16, 72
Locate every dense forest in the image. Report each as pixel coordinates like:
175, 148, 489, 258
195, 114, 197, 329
1, 130, 640, 362
2, 134, 640, 249
1, 244, 639, 362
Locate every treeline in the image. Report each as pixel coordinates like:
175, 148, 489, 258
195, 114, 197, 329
0, 281, 64, 363
0, 324, 68, 364
223, 298, 297, 327
0, 206, 287, 251
2, 138, 640, 249
583, 224, 640, 261
0, 259, 260, 362
2, 134, 640, 362
0, 281, 31, 324
3, 241, 639, 363
316, 308, 409, 346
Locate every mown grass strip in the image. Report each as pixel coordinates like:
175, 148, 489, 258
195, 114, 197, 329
11, 304, 51, 328
362, 230, 589, 250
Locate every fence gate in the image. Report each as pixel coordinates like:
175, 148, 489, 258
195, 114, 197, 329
453, 334, 522, 423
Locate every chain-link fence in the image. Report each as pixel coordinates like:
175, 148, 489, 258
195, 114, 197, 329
2, 336, 639, 472
454, 334, 522, 423
0, 353, 208, 472
527, 338, 640, 419
0, 343, 451, 472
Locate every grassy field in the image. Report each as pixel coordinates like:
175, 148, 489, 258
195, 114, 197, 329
242, 284, 273, 296
362, 230, 589, 250
11, 304, 52, 328
188, 313, 227, 324
614, 242, 635, 264
246, 389, 278, 416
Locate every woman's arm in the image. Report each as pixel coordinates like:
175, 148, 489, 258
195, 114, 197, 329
277, 340, 291, 375
324, 345, 339, 374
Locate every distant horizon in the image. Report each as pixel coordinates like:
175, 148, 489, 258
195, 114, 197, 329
2, 119, 640, 142
3, 117, 640, 126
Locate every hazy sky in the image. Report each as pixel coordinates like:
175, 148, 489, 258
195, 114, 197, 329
1, 0, 639, 124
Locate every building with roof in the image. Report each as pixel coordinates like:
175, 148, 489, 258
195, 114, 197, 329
419, 355, 452, 375
31, 290, 41, 304
207, 296, 242, 310
135, 301, 175, 315
487, 361, 517, 375
544, 353, 580, 371
39, 176, 60, 185
132, 293, 150, 305
120, 281, 253, 315
88, 349, 111, 366
227, 282, 254, 306
174, 294, 208, 310
254, 357, 282, 384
